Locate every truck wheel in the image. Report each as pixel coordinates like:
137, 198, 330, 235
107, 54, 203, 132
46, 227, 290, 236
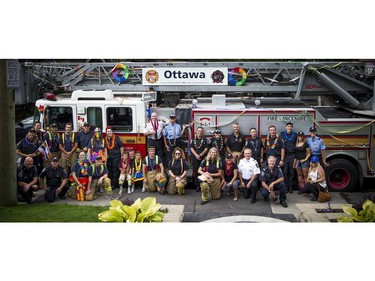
326, 158, 358, 192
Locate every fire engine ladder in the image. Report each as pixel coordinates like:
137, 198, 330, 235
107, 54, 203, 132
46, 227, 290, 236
24, 60, 375, 111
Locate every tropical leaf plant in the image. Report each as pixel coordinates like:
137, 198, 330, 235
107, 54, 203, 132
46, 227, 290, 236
98, 197, 167, 223
338, 199, 375, 222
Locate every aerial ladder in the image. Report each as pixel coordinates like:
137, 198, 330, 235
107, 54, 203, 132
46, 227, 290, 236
22, 60, 375, 117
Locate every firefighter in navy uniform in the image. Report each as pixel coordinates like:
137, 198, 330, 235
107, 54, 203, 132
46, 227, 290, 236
16, 129, 40, 167
244, 127, 264, 167
259, 155, 288, 208
225, 122, 245, 163
104, 126, 124, 190
39, 157, 70, 202
210, 128, 226, 160
279, 122, 297, 193
264, 125, 285, 167
17, 157, 38, 204
77, 122, 94, 154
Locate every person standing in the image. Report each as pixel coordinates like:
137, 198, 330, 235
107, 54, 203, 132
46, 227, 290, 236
118, 151, 132, 195
226, 122, 245, 163
210, 128, 226, 160
39, 157, 70, 202
197, 147, 223, 205
77, 122, 94, 154
163, 113, 182, 162
17, 157, 38, 204
142, 147, 167, 193
59, 122, 78, 174
86, 156, 113, 201
244, 127, 264, 166
221, 153, 240, 202
307, 126, 329, 168
104, 126, 124, 190
238, 148, 261, 203
190, 126, 209, 192
145, 112, 165, 158
279, 122, 297, 193
33, 121, 43, 142
42, 123, 60, 168
32, 121, 44, 175
259, 156, 288, 208
264, 125, 285, 167
294, 131, 311, 193
131, 150, 144, 191
87, 128, 106, 164
167, 147, 188, 196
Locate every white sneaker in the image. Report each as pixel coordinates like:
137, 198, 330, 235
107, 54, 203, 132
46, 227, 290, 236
127, 188, 131, 194
142, 186, 146, 193
118, 188, 123, 195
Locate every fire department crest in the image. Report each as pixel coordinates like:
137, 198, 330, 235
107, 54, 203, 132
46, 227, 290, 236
145, 70, 159, 84
211, 70, 224, 83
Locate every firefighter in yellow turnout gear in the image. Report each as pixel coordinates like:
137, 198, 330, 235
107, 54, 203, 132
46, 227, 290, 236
197, 147, 223, 205
142, 147, 167, 193
86, 156, 112, 200
167, 147, 188, 195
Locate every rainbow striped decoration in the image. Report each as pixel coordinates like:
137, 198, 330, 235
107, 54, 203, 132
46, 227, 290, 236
228, 67, 247, 86
37, 140, 51, 160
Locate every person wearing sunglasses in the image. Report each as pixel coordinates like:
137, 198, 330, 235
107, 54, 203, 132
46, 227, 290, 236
167, 147, 188, 195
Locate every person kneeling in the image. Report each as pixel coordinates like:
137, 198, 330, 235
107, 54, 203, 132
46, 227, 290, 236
197, 147, 223, 205
142, 147, 167, 194
259, 155, 288, 208
86, 156, 112, 200
39, 157, 70, 202
167, 147, 188, 195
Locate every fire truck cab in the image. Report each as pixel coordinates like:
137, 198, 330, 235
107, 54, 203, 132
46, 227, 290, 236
35, 89, 157, 156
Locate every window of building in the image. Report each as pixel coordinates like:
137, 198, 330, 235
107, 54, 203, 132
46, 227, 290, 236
106, 107, 133, 132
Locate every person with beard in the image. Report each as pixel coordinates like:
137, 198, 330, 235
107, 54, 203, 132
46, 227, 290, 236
264, 125, 285, 167
225, 122, 245, 164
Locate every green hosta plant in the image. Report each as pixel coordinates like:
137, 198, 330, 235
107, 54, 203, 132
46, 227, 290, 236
98, 197, 167, 223
338, 199, 375, 222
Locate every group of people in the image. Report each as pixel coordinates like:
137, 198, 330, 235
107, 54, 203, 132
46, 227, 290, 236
16, 121, 130, 203
16, 114, 329, 206
188, 121, 330, 206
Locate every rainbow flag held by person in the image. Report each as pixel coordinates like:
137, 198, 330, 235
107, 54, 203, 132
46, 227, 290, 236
37, 140, 51, 160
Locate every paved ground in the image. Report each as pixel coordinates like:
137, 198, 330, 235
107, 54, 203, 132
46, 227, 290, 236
28, 186, 373, 222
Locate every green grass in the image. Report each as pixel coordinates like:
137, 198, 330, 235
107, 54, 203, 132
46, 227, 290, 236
0, 204, 109, 222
